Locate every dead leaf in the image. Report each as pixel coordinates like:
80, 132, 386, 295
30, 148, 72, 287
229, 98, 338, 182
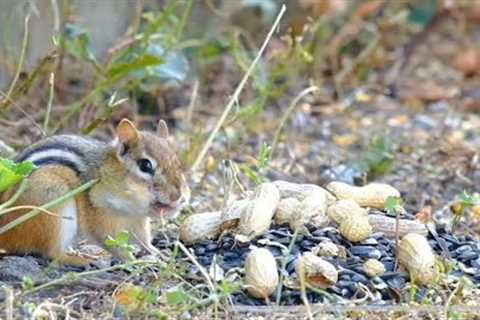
113, 283, 145, 311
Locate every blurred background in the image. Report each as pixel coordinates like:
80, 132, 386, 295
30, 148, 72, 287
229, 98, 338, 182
0, 0, 479, 229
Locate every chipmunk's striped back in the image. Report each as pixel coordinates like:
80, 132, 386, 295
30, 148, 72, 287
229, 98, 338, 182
15, 135, 108, 180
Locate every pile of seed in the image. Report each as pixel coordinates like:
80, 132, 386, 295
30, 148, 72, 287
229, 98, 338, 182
153, 221, 480, 306
154, 180, 480, 306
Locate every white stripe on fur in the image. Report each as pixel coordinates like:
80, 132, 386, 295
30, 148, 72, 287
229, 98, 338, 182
25, 149, 86, 172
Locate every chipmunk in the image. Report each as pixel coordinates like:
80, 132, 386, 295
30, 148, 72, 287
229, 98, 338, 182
0, 119, 190, 265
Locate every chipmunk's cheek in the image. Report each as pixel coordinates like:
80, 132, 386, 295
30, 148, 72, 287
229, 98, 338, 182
125, 182, 154, 213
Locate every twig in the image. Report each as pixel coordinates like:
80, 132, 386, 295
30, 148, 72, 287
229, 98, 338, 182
43, 73, 55, 135
190, 4, 287, 173
0, 179, 98, 235
0, 90, 46, 135
4, 286, 13, 320
270, 86, 319, 160
444, 280, 464, 319
297, 256, 313, 320
0, 205, 64, 219
176, 241, 215, 292
0, 178, 29, 211
4, 12, 30, 105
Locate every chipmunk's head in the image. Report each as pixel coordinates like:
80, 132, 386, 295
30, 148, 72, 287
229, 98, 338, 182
94, 119, 190, 219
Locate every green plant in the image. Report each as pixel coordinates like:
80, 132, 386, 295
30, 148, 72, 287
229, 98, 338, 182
0, 157, 34, 192
104, 230, 137, 261
385, 195, 403, 271
358, 135, 395, 178
51, 0, 193, 133
240, 141, 272, 185
21, 276, 34, 290
451, 190, 480, 232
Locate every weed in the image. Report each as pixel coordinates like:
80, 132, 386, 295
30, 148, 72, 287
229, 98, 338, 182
0, 157, 34, 192
451, 191, 480, 232
104, 230, 137, 261
358, 135, 395, 178
240, 141, 272, 185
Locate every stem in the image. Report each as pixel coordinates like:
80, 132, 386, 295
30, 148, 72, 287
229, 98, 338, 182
394, 206, 400, 271
0, 179, 98, 235
270, 86, 319, 160
4, 12, 30, 105
276, 228, 300, 305
43, 73, 55, 135
176, 241, 215, 292
0, 178, 29, 211
190, 4, 287, 173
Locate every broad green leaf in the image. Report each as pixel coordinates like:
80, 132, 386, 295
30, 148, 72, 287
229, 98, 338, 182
116, 230, 131, 243
63, 23, 97, 63
0, 158, 34, 192
140, 43, 189, 83
104, 237, 116, 247
106, 54, 163, 78
385, 196, 402, 211
358, 135, 394, 177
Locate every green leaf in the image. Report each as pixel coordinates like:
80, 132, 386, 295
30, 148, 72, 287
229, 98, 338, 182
115, 230, 131, 244
0, 158, 34, 192
459, 190, 480, 207
104, 237, 117, 247
385, 196, 402, 211
165, 289, 190, 305
257, 142, 272, 170
140, 43, 189, 82
106, 54, 163, 79
358, 135, 394, 177
63, 23, 97, 63
13, 161, 35, 176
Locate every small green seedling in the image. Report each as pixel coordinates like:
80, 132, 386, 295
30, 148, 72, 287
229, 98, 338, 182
241, 142, 272, 185
21, 276, 34, 290
165, 288, 192, 306
451, 190, 480, 232
104, 230, 136, 261
358, 135, 394, 178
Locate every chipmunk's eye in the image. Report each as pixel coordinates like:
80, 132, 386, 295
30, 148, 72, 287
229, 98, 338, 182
137, 159, 154, 175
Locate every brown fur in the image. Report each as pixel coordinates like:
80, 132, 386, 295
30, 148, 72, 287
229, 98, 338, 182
0, 119, 189, 265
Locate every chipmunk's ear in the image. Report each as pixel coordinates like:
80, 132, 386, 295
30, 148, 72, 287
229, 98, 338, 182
157, 119, 169, 138
117, 119, 139, 145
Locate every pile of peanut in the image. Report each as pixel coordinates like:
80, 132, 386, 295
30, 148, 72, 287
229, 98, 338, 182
180, 180, 437, 298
